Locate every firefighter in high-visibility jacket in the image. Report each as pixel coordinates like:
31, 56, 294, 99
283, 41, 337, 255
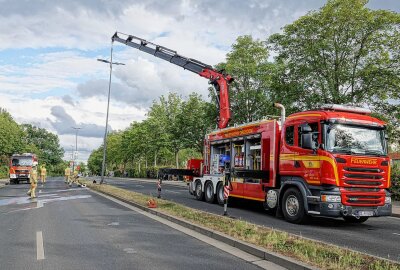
27, 165, 38, 198
40, 165, 47, 185
69, 168, 81, 187
64, 166, 71, 183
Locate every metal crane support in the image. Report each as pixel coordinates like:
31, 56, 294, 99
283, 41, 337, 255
112, 32, 233, 129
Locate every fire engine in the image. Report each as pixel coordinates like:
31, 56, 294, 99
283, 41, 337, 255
113, 32, 392, 223
9, 153, 38, 184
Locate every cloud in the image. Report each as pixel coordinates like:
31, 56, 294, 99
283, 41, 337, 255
77, 57, 210, 107
62, 95, 75, 106
49, 106, 109, 138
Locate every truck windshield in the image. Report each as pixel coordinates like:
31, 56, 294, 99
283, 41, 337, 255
326, 124, 386, 156
12, 157, 33, 166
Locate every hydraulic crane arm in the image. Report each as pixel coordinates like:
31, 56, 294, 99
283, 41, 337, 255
112, 32, 233, 129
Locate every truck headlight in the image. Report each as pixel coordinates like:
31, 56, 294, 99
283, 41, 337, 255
321, 195, 341, 202
10, 174, 16, 178
385, 196, 391, 204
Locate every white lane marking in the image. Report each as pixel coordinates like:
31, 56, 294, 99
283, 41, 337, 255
393, 233, 400, 236
107, 222, 119, 226
135, 185, 144, 188
37, 200, 44, 209
39, 188, 87, 194
165, 190, 180, 194
387, 217, 400, 220
5, 207, 36, 214
123, 248, 137, 254
36, 231, 45, 260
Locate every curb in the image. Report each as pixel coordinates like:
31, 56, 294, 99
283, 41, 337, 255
90, 185, 318, 270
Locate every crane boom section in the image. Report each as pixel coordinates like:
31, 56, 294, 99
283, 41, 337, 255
112, 32, 232, 129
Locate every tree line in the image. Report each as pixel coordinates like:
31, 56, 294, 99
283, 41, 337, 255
0, 108, 65, 178
89, 0, 399, 177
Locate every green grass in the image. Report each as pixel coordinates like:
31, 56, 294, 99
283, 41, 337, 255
81, 179, 400, 270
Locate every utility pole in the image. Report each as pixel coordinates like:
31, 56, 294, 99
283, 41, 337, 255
97, 41, 125, 184
72, 127, 82, 172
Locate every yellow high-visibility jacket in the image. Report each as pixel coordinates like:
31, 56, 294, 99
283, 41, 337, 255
30, 169, 38, 184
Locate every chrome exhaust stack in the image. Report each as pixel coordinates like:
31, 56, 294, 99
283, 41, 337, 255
274, 103, 286, 126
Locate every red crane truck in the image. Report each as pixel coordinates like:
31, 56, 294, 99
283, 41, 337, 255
112, 33, 392, 223
9, 153, 38, 184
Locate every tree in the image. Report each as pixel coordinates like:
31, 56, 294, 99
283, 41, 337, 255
148, 93, 184, 168
219, 35, 274, 124
268, 0, 400, 143
21, 124, 64, 166
0, 108, 25, 157
178, 93, 215, 153
87, 147, 103, 175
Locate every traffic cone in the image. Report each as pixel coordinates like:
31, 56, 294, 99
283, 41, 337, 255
147, 198, 157, 208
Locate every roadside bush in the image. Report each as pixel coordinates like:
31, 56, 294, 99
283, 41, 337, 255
0, 165, 8, 179
390, 164, 400, 201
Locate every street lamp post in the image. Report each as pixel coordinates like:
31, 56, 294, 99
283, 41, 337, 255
72, 127, 82, 172
97, 42, 125, 184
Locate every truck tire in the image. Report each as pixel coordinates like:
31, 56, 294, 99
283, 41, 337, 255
204, 181, 215, 203
282, 187, 308, 224
195, 181, 204, 201
343, 216, 369, 223
216, 182, 224, 205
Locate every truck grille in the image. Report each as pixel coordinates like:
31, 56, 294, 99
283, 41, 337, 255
342, 167, 384, 188
341, 188, 385, 206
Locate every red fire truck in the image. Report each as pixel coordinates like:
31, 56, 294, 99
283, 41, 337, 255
9, 153, 38, 184
113, 32, 392, 223
188, 104, 392, 223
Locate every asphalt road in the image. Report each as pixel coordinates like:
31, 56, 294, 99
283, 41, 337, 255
100, 177, 400, 262
0, 177, 263, 270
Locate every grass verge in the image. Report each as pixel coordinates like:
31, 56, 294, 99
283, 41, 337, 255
81, 179, 400, 270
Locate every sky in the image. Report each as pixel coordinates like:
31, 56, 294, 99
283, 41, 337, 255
0, 0, 399, 163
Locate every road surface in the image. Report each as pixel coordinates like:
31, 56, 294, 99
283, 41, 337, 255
0, 177, 265, 270
100, 176, 400, 262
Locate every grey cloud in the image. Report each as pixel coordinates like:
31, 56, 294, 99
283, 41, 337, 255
62, 95, 75, 106
77, 79, 163, 108
49, 105, 110, 138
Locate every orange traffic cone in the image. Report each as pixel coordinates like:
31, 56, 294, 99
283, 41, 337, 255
147, 198, 157, 208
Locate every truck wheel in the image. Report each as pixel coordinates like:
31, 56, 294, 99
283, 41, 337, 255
216, 182, 224, 205
16, 179, 20, 185
343, 216, 369, 223
204, 181, 215, 203
195, 181, 204, 201
282, 187, 308, 224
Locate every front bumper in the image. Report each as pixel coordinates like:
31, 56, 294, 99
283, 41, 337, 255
319, 202, 392, 217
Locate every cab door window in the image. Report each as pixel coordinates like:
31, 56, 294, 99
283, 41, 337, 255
285, 126, 294, 146
298, 122, 319, 148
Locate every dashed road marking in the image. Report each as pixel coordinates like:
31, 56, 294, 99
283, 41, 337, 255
36, 231, 45, 260
393, 233, 400, 236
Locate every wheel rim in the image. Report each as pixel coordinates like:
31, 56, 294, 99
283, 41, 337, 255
285, 195, 299, 217
206, 184, 212, 199
218, 185, 223, 202
196, 184, 201, 197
